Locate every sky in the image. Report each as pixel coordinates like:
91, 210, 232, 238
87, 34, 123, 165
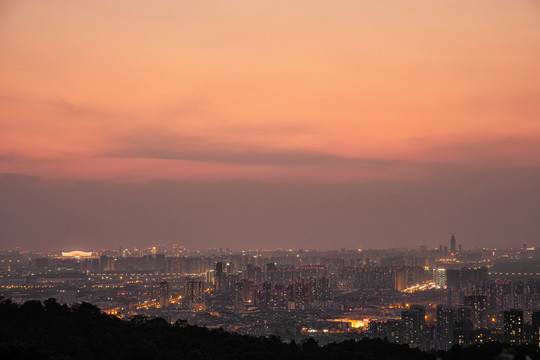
1, 0, 540, 251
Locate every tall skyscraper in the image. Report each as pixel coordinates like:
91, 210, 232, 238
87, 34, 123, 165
159, 280, 170, 308
450, 233, 456, 254
504, 310, 523, 345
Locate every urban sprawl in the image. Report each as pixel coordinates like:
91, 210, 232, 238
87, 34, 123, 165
1, 235, 539, 350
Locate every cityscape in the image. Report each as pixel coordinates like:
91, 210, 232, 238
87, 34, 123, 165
1, 1, 540, 358
3, 235, 540, 350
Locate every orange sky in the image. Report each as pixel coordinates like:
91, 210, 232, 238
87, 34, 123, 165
1, 0, 540, 183
2, 1, 540, 249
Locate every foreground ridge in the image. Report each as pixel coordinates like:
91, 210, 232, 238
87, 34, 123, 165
0, 298, 538, 360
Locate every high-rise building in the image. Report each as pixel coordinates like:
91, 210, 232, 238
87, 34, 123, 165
455, 329, 492, 347
184, 280, 204, 305
455, 306, 473, 327
288, 281, 312, 307
155, 254, 166, 273
450, 234, 456, 254
215, 262, 224, 293
385, 319, 403, 343
253, 282, 272, 307
394, 267, 408, 291
446, 267, 488, 290
235, 278, 255, 302
532, 311, 540, 347
159, 280, 170, 308
504, 310, 523, 345
402, 305, 426, 344
433, 269, 447, 288
99, 255, 113, 271
436, 305, 455, 350
246, 264, 262, 283
206, 269, 216, 285
463, 295, 487, 328
306, 276, 333, 301
513, 280, 525, 309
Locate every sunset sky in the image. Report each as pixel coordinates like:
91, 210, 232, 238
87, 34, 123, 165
1, 0, 539, 251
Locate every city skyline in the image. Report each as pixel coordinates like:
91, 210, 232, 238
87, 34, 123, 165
1, 1, 540, 251
0, 235, 518, 254
3, 240, 540, 349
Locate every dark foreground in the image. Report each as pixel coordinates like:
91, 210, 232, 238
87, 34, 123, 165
1, 298, 539, 360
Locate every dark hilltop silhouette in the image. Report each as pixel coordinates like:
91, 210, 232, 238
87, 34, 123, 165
1, 298, 539, 360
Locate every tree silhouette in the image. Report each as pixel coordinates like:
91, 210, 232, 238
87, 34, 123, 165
0, 299, 537, 360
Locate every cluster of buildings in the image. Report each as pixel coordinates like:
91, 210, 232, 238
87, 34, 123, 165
368, 300, 540, 350
2, 238, 540, 348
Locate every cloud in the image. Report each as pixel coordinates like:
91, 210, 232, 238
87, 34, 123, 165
104, 128, 412, 168
105, 128, 540, 171
214, 123, 316, 136
0, 92, 117, 120
416, 136, 540, 167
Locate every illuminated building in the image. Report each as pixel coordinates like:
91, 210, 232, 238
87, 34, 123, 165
297, 265, 327, 278
61, 251, 93, 258
455, 329, 492, 347
433, 268, 446, 288
503, 310, 523, 345
159, 280, 170, 308
394, 267, 407, 291
402, 305, 426, 344
206, 270, 216, 285
441, 288, 463, 306
215, 262, 224, 294
235, 278, 255, 302
253, 282, 272, 307
453, 306, 474, 346
184, 279, 204, 306
288, 281, 312, 307
307, 276, 333, 301
526, 280, 540, 310
224, 273, 238, 296
385, 319, 403, 343
271, 284, 287, 307
246, 264, 262, 282
463, 295, 487, 328
436, 305, 455, 350
512, 280, 525, 309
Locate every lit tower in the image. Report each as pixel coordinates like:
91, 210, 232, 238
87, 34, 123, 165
450, 233, 456, 254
